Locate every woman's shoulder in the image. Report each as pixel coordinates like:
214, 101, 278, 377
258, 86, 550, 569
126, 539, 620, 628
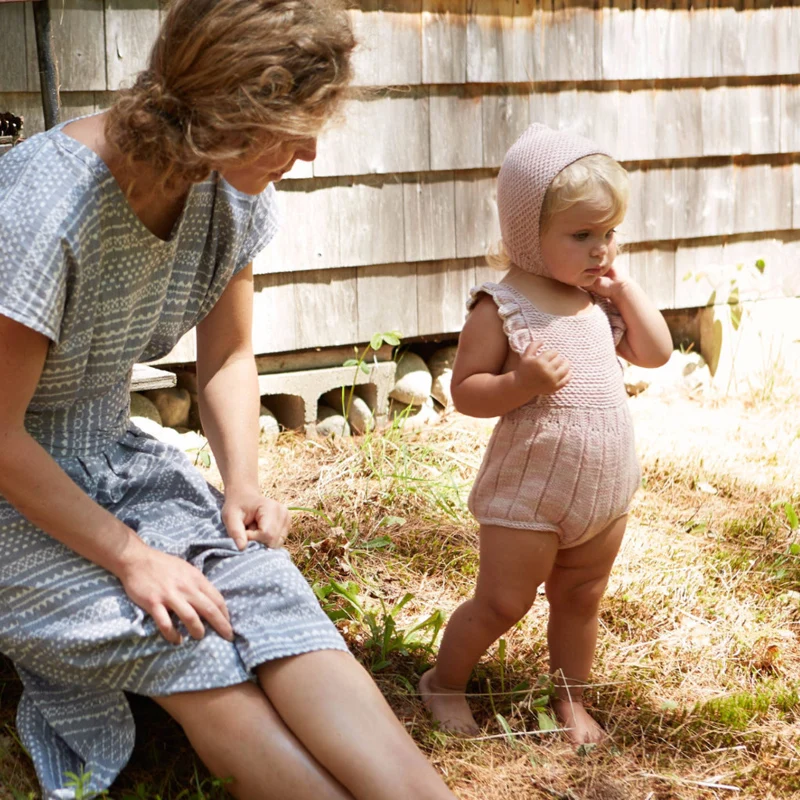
0, 127, 104, 227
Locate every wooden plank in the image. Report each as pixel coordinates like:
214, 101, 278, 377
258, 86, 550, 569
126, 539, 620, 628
293, 268, 359, 350
654, 85, 702, 161
402, 172, 457, 262
376, 0, 423, 86
260, 180, 342, 273
541, 0, 599, 82
251, 273, 298, 354
473, 255, 502, 284
250, 161, 800, 278
430, 86, 483, 170
793, 163, 800, 230
507, 0, 541, 83
27, 0, 106, 92
481, 88, 529, 166
0, 3, 29, 92
416, 258, 475, 334
688, 0, 724, 79
150, 330, 197, 365
104, 0, 159, 90
673, 239, 725, 309
347, 1, 380, 87
422, 0, 467, 84
780, 83, 800, 155
131, 364, 177, 391
466, 0, 514, 83
744, 83, 780, 155
700, 84, 736, 157
357, 263, 418, 341
338, 175, 406, 267
733, 161, 792, 236
348, 0, 423, 86
454, 171, 499, 259
314, 90, 430, 177
628, 245, 676, 309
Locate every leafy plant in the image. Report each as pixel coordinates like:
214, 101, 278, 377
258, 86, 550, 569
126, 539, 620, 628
312, 579, 444, 671
339, 330, 402, 433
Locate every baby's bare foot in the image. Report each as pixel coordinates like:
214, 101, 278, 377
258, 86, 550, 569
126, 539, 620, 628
419, 669, 480, 735
553, 698, 607, 745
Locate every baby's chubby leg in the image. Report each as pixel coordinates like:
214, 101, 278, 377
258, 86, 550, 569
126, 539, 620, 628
421, 524, 559, 734
545, 515, 627, 745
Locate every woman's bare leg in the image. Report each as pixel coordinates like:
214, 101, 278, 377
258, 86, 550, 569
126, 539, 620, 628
545, 515, 627, 744
153, 681, 353, 800
257, 651, 456, 800
420, 525, 559, 734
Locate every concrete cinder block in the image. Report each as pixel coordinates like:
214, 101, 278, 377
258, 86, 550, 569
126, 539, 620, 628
699, 296, 800, 394
258, 361, 397, 436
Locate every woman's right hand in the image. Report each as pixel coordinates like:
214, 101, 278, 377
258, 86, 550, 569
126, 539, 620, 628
117, 543, 234, 645
515, 339, 571, 396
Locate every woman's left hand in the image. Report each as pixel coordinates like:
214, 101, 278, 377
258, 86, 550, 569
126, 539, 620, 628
222, 489, 291, 551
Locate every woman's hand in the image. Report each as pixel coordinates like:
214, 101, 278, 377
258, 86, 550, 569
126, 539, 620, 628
514, 339, 571, 396
222, 488, 291, 551
117, 542, 233, 645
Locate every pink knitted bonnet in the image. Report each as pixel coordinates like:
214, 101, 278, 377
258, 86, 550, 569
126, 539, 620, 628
496, 123, 609, 276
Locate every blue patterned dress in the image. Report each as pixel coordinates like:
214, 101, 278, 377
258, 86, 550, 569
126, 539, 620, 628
0, 124, 348, 799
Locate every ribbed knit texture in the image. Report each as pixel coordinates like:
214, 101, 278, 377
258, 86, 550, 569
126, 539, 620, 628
466, 282, 640, 548
497, 123, 609, 277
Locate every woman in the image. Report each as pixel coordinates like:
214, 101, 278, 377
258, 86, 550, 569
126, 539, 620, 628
0, 0, 456, 797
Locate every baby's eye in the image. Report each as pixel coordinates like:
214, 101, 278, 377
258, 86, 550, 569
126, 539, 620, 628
573, 232, 589, 241
605, 229, 617, 239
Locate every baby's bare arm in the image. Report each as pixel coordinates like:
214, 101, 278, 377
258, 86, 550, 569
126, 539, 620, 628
451, 295, 570, 417
610, 279, 673, 367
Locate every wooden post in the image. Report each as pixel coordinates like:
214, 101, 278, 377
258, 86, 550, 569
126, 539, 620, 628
31, 0, 61, 129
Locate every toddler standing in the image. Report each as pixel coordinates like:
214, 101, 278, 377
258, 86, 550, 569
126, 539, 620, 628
420, 124, 673, 743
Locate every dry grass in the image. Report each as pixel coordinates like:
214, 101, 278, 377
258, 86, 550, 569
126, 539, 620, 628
2, 384, 799, 799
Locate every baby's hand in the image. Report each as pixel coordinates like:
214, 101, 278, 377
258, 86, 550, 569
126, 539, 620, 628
589, 264, 628, 299
515, 340, 571, 396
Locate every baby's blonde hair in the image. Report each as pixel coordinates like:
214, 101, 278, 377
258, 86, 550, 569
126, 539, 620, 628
489, 153, 629, 271
540, 154, 629, 233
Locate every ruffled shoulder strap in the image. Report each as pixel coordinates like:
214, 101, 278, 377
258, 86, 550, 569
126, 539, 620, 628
466, 282, 533, 354
589, 293, 627, 346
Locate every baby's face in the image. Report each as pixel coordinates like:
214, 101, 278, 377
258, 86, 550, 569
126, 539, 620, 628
539, 197, 620, 287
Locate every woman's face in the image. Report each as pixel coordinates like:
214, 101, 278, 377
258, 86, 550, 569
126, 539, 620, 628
220, 136, 317, 194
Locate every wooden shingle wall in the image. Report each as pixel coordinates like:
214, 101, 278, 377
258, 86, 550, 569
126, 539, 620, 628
2, 0, 799, 362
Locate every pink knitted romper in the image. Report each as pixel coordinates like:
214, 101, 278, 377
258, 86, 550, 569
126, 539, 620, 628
466, 124, 640, 548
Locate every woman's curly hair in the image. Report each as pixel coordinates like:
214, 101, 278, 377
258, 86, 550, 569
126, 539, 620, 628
105, 0, 355, 192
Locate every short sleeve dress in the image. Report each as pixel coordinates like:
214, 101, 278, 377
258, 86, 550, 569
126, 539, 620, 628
0, 124, 348, 799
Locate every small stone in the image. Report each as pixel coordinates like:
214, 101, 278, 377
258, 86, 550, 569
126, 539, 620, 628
388, 397, 439, 431
259, 405, 280, 443
316, 405, 351, 437
428, 345, 458, 407
130, 392, 162, 425
176, 370, 201, 429
427, 345, 458, 374
322, 389, 375, 434
390, 352, 432, 406
143, 387, 191, 428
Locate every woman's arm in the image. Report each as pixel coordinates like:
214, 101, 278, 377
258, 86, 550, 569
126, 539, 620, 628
0, 315, 232, 644
451, 294, 571, 417
195, 263, 289, 550
592, 268, 673, 368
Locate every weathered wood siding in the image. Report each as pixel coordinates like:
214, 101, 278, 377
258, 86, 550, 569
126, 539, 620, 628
2, 0, 798, 362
